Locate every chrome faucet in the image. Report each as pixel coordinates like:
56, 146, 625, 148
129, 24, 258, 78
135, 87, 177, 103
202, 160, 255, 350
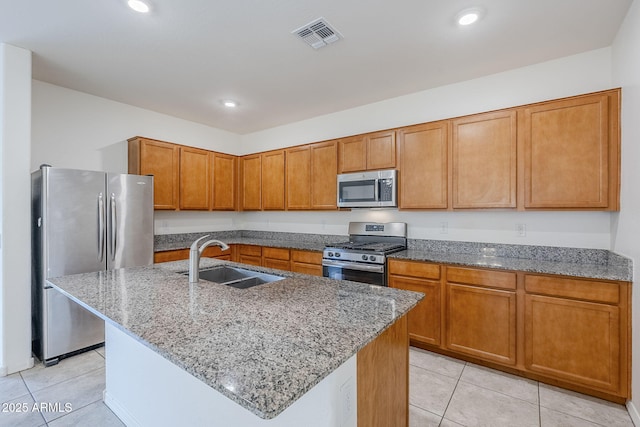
189, 235, 230, 283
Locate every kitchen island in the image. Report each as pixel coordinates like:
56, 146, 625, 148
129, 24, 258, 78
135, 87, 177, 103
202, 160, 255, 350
47, 258, 423, 426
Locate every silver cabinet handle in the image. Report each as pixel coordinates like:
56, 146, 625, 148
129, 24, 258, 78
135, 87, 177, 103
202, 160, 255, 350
98, 193, 105, 261
110, 193, 117, 261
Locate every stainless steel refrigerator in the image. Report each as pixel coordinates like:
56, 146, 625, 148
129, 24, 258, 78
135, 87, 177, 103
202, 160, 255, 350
31, 166, 154, 366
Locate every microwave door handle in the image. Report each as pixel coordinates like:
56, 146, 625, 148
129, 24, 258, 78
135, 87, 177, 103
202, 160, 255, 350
374, 179, 380, 202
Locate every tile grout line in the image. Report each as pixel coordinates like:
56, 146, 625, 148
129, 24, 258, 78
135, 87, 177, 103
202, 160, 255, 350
439, 361, 467, 426
17, 370, 48, 427
538, 381, 541, 427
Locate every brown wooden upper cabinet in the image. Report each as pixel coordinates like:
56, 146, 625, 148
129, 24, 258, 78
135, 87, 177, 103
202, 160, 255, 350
211, 152, 236, 210
128, 137, 180, 210
338, 130, 396, 173
179, 146, 210, 210
240, 154, 262, 210
261, 150, 286, 210
398, 122, 449, 209
452, 110, 517, 209
286, 140, 338, 210
520, 89, 620, 210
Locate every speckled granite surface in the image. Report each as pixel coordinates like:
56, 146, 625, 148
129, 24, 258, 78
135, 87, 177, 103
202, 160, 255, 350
155, 231, 633, 281
46, 259, 423, 419
391, 250, 631, 281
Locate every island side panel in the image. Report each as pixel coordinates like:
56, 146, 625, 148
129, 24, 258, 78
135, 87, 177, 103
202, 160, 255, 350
103, 322, 358, 426
357, 314, 409, 427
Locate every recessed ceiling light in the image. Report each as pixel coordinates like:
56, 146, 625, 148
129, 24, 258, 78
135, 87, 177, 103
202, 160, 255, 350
456, 8, 483, 26
128, 0, 150, 13
223, 100, 237, 108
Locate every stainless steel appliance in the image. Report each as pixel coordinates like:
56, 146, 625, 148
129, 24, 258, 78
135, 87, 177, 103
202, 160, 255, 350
322, 222, 407, 286
31, 166, 154, 365
337, 169, 397, 208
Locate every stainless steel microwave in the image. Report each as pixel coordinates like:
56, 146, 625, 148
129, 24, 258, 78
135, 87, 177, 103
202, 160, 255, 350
337, 170, 397, 208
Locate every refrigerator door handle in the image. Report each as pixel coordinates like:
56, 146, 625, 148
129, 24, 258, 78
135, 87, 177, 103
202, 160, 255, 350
98, 193, 105, 262
110, 193, 117, 261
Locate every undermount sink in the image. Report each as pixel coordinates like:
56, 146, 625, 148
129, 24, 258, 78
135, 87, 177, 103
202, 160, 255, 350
189, 266, 284, 289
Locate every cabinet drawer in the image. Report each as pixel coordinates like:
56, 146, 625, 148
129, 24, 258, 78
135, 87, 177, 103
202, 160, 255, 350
525, 275, 620, 305
447, 267, 516, 290
154, 249, 189, 263
388, 259, 440, 280
238, 245, 262, 256
263, 258, 290, 271
263, 247, 290, 260
291, 262, 323, 276
239, 254, 262, 266
291, 250, 322, 264
201, 246, 232, 258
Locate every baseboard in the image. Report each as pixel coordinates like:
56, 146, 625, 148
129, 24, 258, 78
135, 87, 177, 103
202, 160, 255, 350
626, 400, 639, 426
0, 357, 34, 376
104, 391, 141, 427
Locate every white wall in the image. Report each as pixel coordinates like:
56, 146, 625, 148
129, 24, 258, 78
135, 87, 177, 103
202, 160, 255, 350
238, 48, 615, 248
31, 81, 242, 173
0, 44, 33, 375
611, 0, 640, 419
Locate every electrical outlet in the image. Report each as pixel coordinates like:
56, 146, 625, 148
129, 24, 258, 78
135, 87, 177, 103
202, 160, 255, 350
340, 378, 355, 425
516, 223, 526, 237
439, 222, 448, 234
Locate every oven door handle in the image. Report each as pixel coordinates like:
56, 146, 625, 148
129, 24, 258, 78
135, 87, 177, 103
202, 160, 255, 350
322, 259, 385, 273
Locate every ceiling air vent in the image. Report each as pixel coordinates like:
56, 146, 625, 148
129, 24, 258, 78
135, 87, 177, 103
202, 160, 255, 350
292, 17, 343, 50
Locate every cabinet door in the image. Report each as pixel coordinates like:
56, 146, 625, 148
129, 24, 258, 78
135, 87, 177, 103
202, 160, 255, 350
389, 275, 441, 346
338, 135, 367, 173
286, 146, 311, 209
262, 150, 286, 210
241, 154, 262, 210
452, 111, 517, 208
525, 294, 620, 392
130, 138, 180, 210
445, 283, 517, 365
311, 140, 338, 209
367, 130, 396, 170
522, 92, 615, 209
398, 122, 449, 209
154, 249, 189, 263
211, 152, 236, 210
179, 146, 211, 210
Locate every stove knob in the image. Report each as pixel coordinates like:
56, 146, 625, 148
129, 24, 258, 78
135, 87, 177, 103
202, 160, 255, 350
335, 253, 341, 258
362, 255, 368, 261
327, 252, 334, 257
370, 256, 376, 262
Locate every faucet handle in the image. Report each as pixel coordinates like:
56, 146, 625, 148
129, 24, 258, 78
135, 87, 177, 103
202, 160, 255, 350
190, 234, 211, 251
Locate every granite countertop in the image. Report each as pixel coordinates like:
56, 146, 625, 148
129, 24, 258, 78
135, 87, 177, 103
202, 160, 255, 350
155, 231, 633, 282
391, 249, 632, 282
46, 258, 423, 419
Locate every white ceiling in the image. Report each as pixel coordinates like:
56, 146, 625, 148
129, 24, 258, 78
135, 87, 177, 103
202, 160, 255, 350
0, 0, 633, 134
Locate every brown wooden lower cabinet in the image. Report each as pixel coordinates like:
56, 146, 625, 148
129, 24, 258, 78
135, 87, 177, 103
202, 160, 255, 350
237, 244, 263, 266
388, 260, 441, 346
389, 259, 630, 403
262, 247, 290, 270
290, 249, 323, 276
357, 314, 408, 427
154, 246, 231, 263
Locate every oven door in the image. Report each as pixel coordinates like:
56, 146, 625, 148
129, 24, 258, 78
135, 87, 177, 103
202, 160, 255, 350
322, 259, 386, 286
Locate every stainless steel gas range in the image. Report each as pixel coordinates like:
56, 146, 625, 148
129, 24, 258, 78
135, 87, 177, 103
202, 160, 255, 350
322, 222, 407, 286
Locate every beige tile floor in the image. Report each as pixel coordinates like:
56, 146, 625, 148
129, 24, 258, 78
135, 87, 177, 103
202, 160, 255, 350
409, 346, 635, 427
0, 346, 635, 426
